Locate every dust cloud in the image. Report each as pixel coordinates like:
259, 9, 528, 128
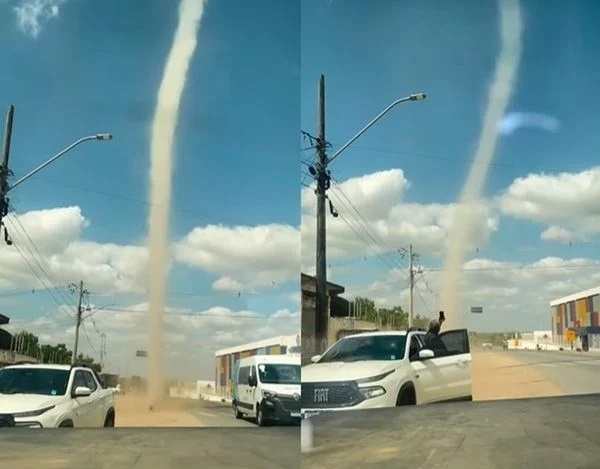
147, 0, 206, 407
439, 0, 523, 329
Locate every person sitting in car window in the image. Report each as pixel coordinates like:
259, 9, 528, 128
423, 318, 447, 356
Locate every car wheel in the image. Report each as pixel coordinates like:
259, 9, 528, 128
233, 404, 243, 419
103, 411, 115, 427
58, 420, 73, 427
396, 386, 416, 406
256, 407, 267, 427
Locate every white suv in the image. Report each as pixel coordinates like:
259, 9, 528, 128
301, 329, 472, 417
0, 363, 116, 428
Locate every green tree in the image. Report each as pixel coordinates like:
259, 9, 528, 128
14, 330, 102, 372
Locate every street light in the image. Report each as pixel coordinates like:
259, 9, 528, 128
327, 93, 426, 165
8, 133, 113, 193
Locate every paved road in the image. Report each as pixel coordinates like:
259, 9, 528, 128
0, 427, 299, 469
186, 399, 255, 427
302, 393, 600, 468
505, 349, 600, 395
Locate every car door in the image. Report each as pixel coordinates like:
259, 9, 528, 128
407, 334, 446, 404
82, 370, 104, 426
71, 370, 94, 427
237, 366, 252, 414
437, 329, 472, 401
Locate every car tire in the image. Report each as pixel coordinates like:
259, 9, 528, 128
256, 406, 268, 427
58, 420, 74, 427
104, 410, 115, 427
233, 404, 243, 419
396, 385, 416, 406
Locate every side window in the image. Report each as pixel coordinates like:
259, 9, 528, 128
82, 371, 98, 392
238, 366, 249, 384
250, 365, 257, 381
408, 336, 422, 359
72, 371, 86, 391
438, 330, 470, 356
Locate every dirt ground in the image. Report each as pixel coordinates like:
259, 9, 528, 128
114, 393, 202, 427
471, 349, 563, 400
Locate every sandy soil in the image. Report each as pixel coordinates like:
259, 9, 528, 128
471, 349, 563, 400
114, 393, 202, 427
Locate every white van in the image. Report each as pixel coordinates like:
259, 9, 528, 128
232, 354, 301, 426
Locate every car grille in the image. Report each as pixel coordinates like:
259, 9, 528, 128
301, 381, 363, 408
277, 395, 301, 413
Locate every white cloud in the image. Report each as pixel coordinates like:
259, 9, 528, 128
0, 207, 148, 294
540, 226, 576, 243
347, 256, 600, 331
498, 112, 560, 135
301, 169, 499, 266
6, 302, 300, 380
173, 224, 299, 292
499, 167, 600, 241
13, 0, 66, 38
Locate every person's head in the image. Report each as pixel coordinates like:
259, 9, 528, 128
428, 319, 441, 335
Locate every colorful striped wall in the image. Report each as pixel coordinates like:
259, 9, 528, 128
553, 294, 600, 334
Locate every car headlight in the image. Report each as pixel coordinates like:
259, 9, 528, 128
359, 386, 386, 400
355, 369, 395, 384
12, 405, 56, 418
262, 390, 277, 399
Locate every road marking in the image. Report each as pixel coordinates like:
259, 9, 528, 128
197, 412, 219, 417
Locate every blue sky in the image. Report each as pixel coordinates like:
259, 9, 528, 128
300, 0, 600, 331
0, 0, 300, 376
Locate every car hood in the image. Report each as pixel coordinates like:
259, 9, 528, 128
302, 361, 401, 383
0, 394, 63, 414
260, 383, 300, 396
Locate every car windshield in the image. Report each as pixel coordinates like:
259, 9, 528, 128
0, 368, 70, 396
318, 335, 407, 363
257, 364, 300, 384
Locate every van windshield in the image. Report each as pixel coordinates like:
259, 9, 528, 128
257, 364, 300, 384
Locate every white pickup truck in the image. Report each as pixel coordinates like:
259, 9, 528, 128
301, 329, 472, 417
0, 362, 116, 428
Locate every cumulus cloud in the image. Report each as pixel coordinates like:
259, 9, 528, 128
13, 0, 66, 38
6, 302, 300, 380
173, 224, 300, 292
347, 256, 600, 332
301, 169, 499, 266
0, 207, 149, 293
498, 167, 600, 241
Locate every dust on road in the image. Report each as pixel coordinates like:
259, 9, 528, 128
115, 393, 203, 427
471, 349, 563, 401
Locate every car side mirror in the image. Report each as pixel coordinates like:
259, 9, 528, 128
73, 386, 91, 398
418, 349, 435, 360
310, 355, 321, 363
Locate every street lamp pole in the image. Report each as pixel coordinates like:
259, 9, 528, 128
311, 78, 426, 355
8, 133, 113, 193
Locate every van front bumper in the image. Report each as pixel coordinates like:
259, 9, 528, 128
261, 395, 301, 421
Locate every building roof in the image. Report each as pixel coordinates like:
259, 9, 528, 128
550, 286, 600, 307
301, 273, 345, 295
215, 334, 300, 357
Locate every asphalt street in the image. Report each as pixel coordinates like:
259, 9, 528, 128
1, 400, 299, 469
186, 398, 255, 427
504, 349, 600, 395
301, 393, 600, 469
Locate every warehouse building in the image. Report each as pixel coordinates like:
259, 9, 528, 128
214, 334, 300, 398
550, 286, 600, 350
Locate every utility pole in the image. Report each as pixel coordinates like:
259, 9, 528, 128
314, 74, 329, 355
408, 244, 414, 328
70, 280, 88, 364
0, 105, 14, 244
100, 332, 106, 368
